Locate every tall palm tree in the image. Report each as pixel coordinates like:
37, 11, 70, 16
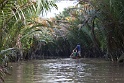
0, 0, 57, 81
90, 0, 124, 61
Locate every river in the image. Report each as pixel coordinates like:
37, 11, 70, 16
5, 58, 124, 83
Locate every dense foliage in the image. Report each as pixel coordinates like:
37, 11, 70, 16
0, 0, 124, 82
0, 0, 57, 82
28, 0, 124, 62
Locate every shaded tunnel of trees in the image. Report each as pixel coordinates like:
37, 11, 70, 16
1, 0, 124, 82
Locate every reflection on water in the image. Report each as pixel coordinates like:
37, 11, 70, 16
5, 58, 124, 83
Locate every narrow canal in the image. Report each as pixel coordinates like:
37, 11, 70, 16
5, 58, 124, 83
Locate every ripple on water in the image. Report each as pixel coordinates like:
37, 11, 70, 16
4, 58, 124, 83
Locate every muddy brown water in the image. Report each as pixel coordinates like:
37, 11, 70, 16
5, 58, 124, 83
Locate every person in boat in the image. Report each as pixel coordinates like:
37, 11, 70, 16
70, 49, 78, 58
74, 43, 81, 57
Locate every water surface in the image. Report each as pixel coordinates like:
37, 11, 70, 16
5, 58, 124, 83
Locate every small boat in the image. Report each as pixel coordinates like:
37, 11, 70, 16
70, 55, 81, 59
